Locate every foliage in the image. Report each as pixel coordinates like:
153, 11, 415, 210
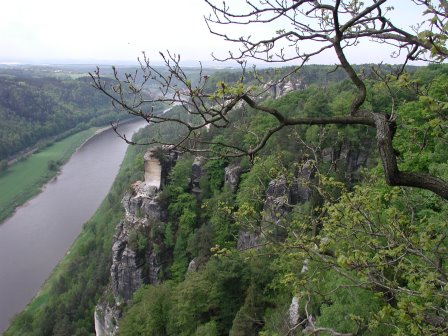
7, 61, 448, 336
119, 254, 251, 336
119, 283, 172, 336
91, 0, 448, 199
0, 68, 118, 160
267, 169, 448, 335
115, 64, 448, 336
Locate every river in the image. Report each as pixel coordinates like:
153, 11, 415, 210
0, 119, 147, 333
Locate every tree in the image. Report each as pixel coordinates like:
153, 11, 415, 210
90, 0, 448, 199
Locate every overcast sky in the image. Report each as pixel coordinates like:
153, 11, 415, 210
0, 0, 427, 66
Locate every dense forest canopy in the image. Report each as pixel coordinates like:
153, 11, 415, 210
0, 66, 168, 161
0, 67, 111, 160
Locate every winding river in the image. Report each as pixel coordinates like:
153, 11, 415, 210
0, 119, 147, 333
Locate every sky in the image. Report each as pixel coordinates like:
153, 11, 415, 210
0, 0, 428, 66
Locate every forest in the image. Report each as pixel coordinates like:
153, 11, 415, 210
5, 62, 448, 335
113, 63, 448, 336
0, 66, 125, 161
4, 0, 448, 335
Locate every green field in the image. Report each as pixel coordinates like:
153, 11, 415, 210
0, 128, 99, 223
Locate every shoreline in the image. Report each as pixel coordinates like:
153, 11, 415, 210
0, 118, 147, 225
4, 116, 143, 167
0, 129, 97, 225
0, 125, 111, 224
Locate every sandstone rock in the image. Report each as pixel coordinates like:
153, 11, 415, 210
224, 164, 242, 192
144, 148, 162, 189
289, 160, 314, 205
190, 156, 207, 198
191, 156, 206, 188
321, 140, 372, 184
237, 161, 315, 250
121, 182, 158, 219
94, 291, 120, 336
95, 147, 175, 335
264, 78, 304, 99
263, 177, 291, 223
144, 146, 179, 188
237, 230, 260, 250
187, 258, 199, 272
288, 296, 300, 328
111, 244, 143, 302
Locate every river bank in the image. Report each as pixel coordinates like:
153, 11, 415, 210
0, 118, 147, 224
0, 128, 98, 224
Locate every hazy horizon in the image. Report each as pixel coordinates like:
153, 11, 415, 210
0, 0, 430, 67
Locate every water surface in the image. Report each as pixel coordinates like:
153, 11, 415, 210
0, 120, 147, 333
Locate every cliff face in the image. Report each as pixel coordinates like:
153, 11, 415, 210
237, 162, 314, 250
264, 78, 305, 99
224, 164, 242, 192
95, 148, 176, 336
95, 137, 373, 335
237, 139, 372, 251
191, 156, 206, 197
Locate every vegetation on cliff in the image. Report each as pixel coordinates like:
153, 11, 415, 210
5, 1, 448, 334
113, 64, 447, 335
5, 62, 448, 335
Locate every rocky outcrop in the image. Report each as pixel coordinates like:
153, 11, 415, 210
288, 296, 300, 328
321, 140, 371, 184
236, 139, 372, 252
237, 161, 315, 250
264, 78, 305, 99
264, 178, 293, 221
94, 294, 121, 336
187, 258, 199, 273
191, 156, 206, 193
95, 147, 175, 336
144, 148, 162, 189
224, 164, 242, 192
189, 156, 208, 202
123, 180, 167, 221
237, 230, 261, 251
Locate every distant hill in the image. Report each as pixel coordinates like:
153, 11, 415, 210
0, 66, 124, 160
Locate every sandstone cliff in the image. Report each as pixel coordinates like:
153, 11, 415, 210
237, 139, 372, 251
94, 147, 175, 336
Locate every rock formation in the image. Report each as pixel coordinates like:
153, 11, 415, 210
264, 78, 305, 99
321, 139, 372, 184
224, 164, 242, 192
191, 156, 206, 196
144, 148, 162, 189
237, 161, 314, 250
94, 147, 175, 336
236, 137, 372, 251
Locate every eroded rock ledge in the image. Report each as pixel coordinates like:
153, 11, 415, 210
95, 147, 176, 336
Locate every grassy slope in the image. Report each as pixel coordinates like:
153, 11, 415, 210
0, 128, 99, 223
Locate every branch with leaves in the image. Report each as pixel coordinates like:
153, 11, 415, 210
91, 0, 448, 199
